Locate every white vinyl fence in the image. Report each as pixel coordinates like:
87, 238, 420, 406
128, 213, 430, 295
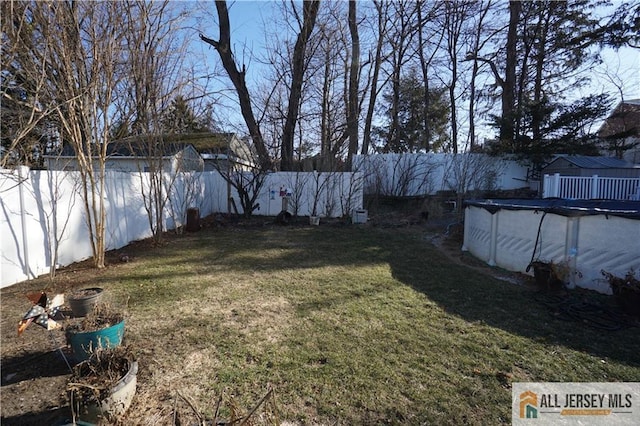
543, 174, 640, 200
353, 153, 529, 196
0, 168, 363, 288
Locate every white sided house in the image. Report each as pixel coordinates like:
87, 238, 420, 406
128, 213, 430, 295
187, 132, 258, 172
44, 136, 204, 173
597, 99, 640, 164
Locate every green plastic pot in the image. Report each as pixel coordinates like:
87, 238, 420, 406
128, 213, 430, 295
67, 320, 125, 361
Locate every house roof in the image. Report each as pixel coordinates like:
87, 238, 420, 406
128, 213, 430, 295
544, 155, 640, 169
598, 99, 640, 138
49, 137, 194, 158
107, 138, 193, 157
46, 132, 241, 158
183, 132, 237, 154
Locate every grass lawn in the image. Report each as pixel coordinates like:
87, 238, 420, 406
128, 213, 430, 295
2, 223, 639, 424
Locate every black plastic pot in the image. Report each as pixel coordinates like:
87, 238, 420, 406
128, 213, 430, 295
68, 288, 104, 317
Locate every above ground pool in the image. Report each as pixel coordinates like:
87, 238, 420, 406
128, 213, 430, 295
462, 199, 640, 294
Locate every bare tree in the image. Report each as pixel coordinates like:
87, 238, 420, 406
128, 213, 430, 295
345, 0, 360, 169
36, 170, 78, 281
443, 153, 505, 218
226, 166, 267, 218
201, 1, 322, 172
415, 1, 444, 153
361, 0, 391, 155
466, 0, 495, 150
279, 0, 321, 171
283, 171, 311, 217
384, 1, 419, 151
200, 1, 272, 171
440, 1, 477, 154
120, 0, 196, 243
41, 1, 127, 268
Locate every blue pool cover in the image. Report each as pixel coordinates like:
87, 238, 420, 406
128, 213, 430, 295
464, 198, 640, 220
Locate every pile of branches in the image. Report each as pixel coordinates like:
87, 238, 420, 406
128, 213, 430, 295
173, 387, 280, 426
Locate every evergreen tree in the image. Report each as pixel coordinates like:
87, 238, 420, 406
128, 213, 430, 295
161, 96, 210, 134
487, 0, 613, 164
374, 71, 450, 153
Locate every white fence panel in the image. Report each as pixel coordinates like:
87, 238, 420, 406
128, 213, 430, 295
543, 174, 640, 200
0, 168, 363, 288
353, 153, 529, 196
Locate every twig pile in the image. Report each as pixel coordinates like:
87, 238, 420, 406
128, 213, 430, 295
173, 387, 280, 426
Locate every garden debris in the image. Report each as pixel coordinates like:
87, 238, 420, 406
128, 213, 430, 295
172, 387, 280, 426
533, 291, 639, 331
65, 302, 124, 334
67, 346, 136, 420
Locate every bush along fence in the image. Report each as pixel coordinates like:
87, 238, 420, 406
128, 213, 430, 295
353, 153, 529, 198
0, 168, 363, 288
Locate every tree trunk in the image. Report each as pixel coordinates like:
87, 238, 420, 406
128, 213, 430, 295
280, 0, 320, 171
346, 0, 360, 169
416, 1, 431, 152
361, 0, 387, 155
502, 0, 520, 145
200, 1, 272, 171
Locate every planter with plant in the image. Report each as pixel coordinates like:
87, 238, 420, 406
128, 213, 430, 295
68, 287, 104, 317
601, 269, 640, 318
65, 303, 125, 362
67, 346, 138, 423
527, 259, 580, 292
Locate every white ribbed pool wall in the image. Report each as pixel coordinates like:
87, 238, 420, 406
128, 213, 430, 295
462, 205, 640, 294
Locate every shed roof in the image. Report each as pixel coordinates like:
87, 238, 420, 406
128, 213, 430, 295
46, 132, 238, 158
50, 138, 194, 158
544, 155, 640, 170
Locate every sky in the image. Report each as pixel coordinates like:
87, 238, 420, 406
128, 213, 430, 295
194, 0, 640, 137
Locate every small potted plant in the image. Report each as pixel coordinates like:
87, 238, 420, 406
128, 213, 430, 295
67, 346, 138, 423
526, 260, 566, 291
65, 302, 125, 362
68, 287, 104, 317
527, 259, 580, 292
601, 269, 640, 318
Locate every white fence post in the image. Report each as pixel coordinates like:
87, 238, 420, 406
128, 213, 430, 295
543, 173, 560, 198
17, 166, 33, 279
553, 173, 561, 198
591, 175, 599, 199
543, 174, 550, 198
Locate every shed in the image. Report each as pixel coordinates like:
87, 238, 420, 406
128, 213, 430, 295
45, 136, 204, 173
542, 155, 640, 179
186, 132, 257, 171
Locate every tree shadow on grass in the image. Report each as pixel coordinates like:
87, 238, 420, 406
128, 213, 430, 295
1, 407, 72, 426
386, 241, 640, 368
1, 349, 72, 386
